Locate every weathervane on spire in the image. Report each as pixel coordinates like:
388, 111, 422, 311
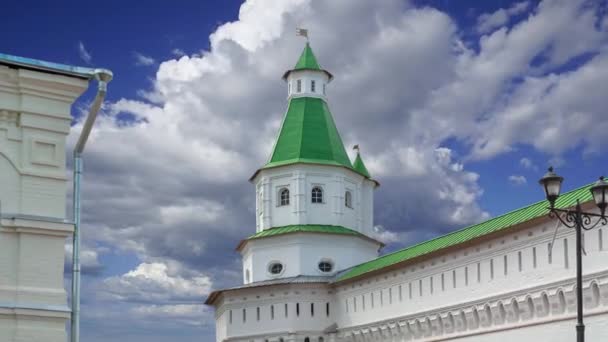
353, 144, 360, 153
296, 27, 309, 41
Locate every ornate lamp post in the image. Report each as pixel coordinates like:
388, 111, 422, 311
538, 167, 608, 342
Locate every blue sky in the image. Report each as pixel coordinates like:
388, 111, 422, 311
2, 1, 607, 341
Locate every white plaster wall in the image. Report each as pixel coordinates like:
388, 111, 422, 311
253, 164, 375, 236
286, 70, 330, 100
215, 284, 337, 341
0, 155, 20, 213
0, 65, 87, 342
451, 313, 608, 342
333, 217, 608, 332
241, 233, 380, 284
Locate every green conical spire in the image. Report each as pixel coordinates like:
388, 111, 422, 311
254, 43, 376, 180
294, 42, 321, 70
282, 43, 333, 80
353, 151, 371, 178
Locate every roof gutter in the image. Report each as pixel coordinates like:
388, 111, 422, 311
0, 53, 99, 79
71, 68, 113, 342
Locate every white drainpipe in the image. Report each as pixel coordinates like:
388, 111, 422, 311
71, 69, 113, 342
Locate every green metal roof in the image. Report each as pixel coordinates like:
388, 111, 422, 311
248, 224, 365, 240
264, 97, 356, 171
336, 183, 595, 282
353, 152, 371, 178
237, 224, 383, 251
294, 43, 321, 70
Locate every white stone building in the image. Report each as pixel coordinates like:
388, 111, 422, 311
205, 44, 608, 342
0, 54, 102, 342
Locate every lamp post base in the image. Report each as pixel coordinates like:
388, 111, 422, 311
576, 323, 584, 342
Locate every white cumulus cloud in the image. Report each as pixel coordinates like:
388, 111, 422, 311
66, 0, 608, 339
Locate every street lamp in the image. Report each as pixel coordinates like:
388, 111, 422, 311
538, 168, 608, 342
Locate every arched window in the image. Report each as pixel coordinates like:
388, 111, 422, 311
345, 191, 353, 208
304, 338, 310, 342
319, 338, 325, 342
297, 79, 302, 92
312, 186, 323, 203
311, 80, 316, 92
279, 188, 290, 206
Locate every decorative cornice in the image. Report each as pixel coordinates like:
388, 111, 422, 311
0, 215, 73, 237
338, 271, 608, 341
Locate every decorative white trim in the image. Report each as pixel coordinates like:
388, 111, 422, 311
0, 215, 73, 236
0, 302, 70, 313
338, 271, 608, 341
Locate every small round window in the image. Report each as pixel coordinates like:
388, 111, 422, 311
318, 261, 333, 273
268, 262, 284, 275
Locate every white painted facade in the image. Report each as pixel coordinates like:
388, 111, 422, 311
253, 164, 375, 234
0, 62, 88, 341
241, 233, 380, 284
285, 70, 331, 101
212, 210, 608, 342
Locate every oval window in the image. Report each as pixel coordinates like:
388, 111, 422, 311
318, 261, 333, 273
268, 262, 284, 275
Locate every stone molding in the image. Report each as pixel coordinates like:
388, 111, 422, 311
338, 271, 608, 341
0, 216, 73, 237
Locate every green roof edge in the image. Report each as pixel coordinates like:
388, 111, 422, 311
336, 182, 595, 282
247, 224, 364, 240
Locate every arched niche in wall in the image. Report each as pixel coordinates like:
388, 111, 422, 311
507, 298, 520, 323
496, 301, 507, 325
481, 305, 492, 327
556, 289, 567, 315
540, 292, 550, 317
589, 281, 601, 309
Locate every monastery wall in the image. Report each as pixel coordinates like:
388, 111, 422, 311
333, 214, 608, 341
215, 215, 608, 342
214, 283, 336, 342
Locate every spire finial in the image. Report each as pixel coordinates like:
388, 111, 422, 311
353, 144, 360, 153
296, 27, 309, 41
